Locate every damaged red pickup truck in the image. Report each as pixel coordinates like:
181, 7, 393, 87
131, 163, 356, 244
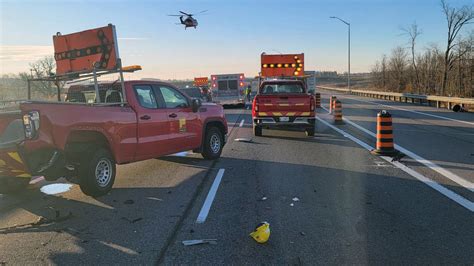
0, 80, 227, 197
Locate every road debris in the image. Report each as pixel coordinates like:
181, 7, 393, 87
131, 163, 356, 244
290, 203, 294, 207
250, 222, 270, 244
0, 212, 73, 234
40, 183, 73, 195
123, 199, 135, 205
146, 197, 163, 201
121, 217, 143, 224
182, 239, 217, 246
300, 231, 306, 236
259, 196, 268, 201
234, 138, 253, 143
292, 197, 300, 202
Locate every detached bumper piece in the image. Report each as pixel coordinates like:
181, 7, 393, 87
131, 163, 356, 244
0, 149, 31, 179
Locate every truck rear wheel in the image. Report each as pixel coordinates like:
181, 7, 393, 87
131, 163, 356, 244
201, 127, 223, 160
305, 127, 315, 137
253, 125, 262, 136
0, 177, 29, 194
79, 148, 116, 197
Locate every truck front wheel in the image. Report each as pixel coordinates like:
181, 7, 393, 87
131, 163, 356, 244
79, 148, 116, 197
201, 127, 223, 160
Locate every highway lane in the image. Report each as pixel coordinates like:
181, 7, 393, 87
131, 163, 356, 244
0, 105, 473, 264
163, 108, 473, 264
318, 89, 474, 198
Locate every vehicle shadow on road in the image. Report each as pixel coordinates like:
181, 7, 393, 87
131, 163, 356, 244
0, 167, 212, 264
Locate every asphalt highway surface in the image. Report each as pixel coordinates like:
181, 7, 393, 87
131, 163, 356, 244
0, 93, 473, 265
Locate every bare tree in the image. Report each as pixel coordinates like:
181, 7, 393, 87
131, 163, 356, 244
440, 0, 473, 95
401, 22, 422, 93
29, 56, 65, 99
388, 46, 408, 92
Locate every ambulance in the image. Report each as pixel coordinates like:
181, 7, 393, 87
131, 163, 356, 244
210, 73, 246, 106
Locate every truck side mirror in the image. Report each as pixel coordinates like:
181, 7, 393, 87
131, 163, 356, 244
192, 98, 202, 112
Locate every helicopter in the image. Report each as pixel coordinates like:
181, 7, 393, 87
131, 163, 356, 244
168, 10, 208, 29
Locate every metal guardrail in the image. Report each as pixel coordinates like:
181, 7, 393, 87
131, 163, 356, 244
317, 86, 474, 111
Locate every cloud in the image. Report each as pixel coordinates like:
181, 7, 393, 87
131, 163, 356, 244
0, 45, 54, 61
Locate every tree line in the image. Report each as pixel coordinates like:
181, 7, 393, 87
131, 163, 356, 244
371, 0, 473, 97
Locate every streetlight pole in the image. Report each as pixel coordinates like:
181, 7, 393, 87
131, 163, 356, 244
330, 16, 351, 93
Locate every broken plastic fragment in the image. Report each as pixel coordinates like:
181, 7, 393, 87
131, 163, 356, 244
182, 239, 217, 246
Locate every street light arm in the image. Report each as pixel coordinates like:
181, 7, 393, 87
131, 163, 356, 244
330, 16, 350, 26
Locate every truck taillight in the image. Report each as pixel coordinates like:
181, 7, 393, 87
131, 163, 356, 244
240, 82, 244, 87
254, 98, 259, 112
310, 96, 315, 111
23, 111, 40, 139
212, 83, 216, 88
239, 75, 243, 80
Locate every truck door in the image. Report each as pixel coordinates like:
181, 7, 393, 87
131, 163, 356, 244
154, 85, 201, 152
133, 84, 172, 160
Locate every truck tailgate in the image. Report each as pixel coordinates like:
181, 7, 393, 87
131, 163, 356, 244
257, 94, 311, 115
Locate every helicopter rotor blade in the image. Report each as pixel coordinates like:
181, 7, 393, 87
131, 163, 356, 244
167, 14, 182, 16
179, 11, 192, 16
196, 10, 208, 14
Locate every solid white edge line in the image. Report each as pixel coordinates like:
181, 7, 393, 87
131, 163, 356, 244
239, 119, 245, 127
316, 117, 474, 212
196, 168, 226, 223
327, 104, 474, 192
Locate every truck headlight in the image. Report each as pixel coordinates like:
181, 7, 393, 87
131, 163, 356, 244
23, 111, 40, 139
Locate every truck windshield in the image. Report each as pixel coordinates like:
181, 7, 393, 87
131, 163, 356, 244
260, 83, 304, 94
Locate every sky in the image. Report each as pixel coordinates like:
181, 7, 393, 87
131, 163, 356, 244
0, 0, 472, 79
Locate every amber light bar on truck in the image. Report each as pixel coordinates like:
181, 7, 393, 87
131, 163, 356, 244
261, 53, 304, 77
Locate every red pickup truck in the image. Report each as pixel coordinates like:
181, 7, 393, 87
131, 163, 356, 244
252, 79, 315, 136
0, 80, 227, 197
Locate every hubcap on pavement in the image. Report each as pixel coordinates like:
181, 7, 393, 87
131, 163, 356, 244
95, 158, 112, 187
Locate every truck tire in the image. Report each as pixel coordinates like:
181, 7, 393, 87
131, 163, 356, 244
79, 148, 116, 197
201, 127, 223, 160
253, 125, 262, 136
305, 127, 315, 137
0, 177, 29, 194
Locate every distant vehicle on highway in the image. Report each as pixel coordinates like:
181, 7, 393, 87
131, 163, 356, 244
253, 53, 315, 136
181, 86, 212, 102
210, 73, 246, 106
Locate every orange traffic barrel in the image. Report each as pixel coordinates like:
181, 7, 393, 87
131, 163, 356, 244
329, 96, 337, 113
315, 93, 321, 108
333, 99, 343, 124
371, 110, 399, 156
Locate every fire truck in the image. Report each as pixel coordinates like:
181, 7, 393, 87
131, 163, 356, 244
210, 73, 246, 106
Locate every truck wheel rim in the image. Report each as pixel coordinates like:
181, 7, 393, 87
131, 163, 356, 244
95, 158, 112, 187
210, 134, 221, 154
